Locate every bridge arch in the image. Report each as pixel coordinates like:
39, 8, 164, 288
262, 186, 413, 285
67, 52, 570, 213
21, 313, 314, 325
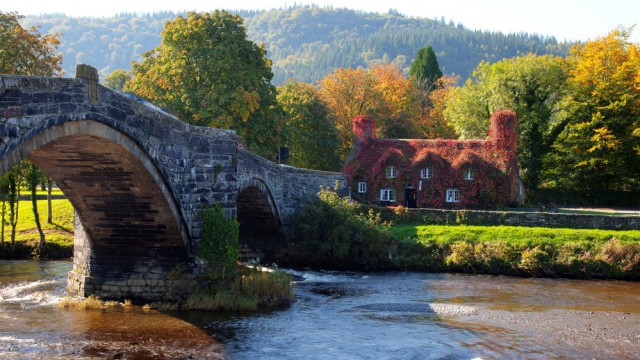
236, 177, 283, 261
2, 118, 191, 285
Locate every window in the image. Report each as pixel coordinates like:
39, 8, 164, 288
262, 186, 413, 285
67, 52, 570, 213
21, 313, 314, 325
357, 182, 367, 193
380, 188, 396, 202
446, 188, 460, 203
464, 168, 475, 180
385, 166, 397, 179
420, 167, 432, 179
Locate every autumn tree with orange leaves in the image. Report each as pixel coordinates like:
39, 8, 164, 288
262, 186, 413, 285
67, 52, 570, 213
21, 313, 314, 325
548, 27, 640, 194
0, 11, 62, 76
319, 64, 421, 158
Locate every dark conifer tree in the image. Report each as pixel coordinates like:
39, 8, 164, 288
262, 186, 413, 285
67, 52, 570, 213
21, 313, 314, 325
409, 45, 443, 90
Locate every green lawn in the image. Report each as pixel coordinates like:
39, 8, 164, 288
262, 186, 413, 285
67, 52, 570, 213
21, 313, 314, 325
1, 196, 74, 258
391, 224, 640, 247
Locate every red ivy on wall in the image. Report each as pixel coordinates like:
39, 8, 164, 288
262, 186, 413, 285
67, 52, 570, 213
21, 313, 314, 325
344, 110, 518, 209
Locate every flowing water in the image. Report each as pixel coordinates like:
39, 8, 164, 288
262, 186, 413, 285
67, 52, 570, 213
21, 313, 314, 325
1, 260, 639, 359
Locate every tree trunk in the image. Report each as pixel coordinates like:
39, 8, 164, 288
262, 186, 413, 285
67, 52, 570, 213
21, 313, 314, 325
1, 196, 5, 248
30, 178, 46, 256
47, 178, 53, 224
10, 185, 20, 248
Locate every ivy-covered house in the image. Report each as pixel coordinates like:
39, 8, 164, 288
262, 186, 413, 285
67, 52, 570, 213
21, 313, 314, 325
343, 110, 522, 209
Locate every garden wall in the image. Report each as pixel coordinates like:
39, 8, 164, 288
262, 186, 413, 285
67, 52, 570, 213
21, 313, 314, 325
388, 208, 640, 230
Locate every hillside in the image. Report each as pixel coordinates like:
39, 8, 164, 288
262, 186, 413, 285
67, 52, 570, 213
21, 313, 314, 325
21, 6, 571, 85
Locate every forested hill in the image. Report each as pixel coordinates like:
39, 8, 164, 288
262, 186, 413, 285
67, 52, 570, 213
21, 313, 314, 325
22, 6, 571, 84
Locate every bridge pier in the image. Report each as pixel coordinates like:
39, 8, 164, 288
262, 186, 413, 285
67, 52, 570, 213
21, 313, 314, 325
67, 214, 199, 301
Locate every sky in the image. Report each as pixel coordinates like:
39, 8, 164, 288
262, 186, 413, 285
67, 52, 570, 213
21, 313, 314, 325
6, 0, 640, 43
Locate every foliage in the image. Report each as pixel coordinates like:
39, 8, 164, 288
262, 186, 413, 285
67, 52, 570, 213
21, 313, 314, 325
421, 75, 459, 139
409, 45, 443, 90
0, 11, 62, 76
344, 110, 518, 208
276, 80, 341, 171
445, 54, 573, 199
126, 11, 283, 157
391, 223, 640, 278
318, 64, 420, 158
240, 265, 294, 306
103, 69, 132, 91
22, 7, 570, 86
200, 204, 240, 279
293, 186, 393, 269
549, 27, 640, 194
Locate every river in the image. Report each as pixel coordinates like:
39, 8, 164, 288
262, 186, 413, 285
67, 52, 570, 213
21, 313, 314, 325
1, 260, 639, 359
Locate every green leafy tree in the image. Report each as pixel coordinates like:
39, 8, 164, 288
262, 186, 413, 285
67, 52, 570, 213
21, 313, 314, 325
409, 45, 443, 91
277, 80, 341, 171
127, 11, 283, 157
200, 205, 240, 281
103, 69, 132, 91
445, 54, 573, 199
0, 11, 62, 76
550, 27, 640, 193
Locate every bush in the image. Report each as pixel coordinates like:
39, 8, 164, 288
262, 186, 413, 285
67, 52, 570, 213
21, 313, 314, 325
293, 187, 393, 269
200, 205, 239, 279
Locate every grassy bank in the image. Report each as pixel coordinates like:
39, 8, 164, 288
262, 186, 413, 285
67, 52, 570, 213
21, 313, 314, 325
1, 189, 74, 259
392, 224, 640, 279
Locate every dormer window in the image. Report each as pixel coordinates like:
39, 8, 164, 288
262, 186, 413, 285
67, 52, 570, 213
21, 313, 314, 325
420, 167, 432, 179
357, 182, 367, 193
464, 168, 475, 180
385, 166, 397, 179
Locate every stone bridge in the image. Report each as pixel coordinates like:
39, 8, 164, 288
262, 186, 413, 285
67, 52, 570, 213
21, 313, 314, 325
0, 66, 346, 301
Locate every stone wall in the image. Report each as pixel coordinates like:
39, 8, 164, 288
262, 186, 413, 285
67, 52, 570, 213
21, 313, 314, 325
391, 208, 640, 230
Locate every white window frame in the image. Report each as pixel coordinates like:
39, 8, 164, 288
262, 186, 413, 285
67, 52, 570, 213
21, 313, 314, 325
420, 167, 432, 179
446, 188, 460, 203
463, 168, 475, 180
380, 188, 396, 202
357, 182, 367, 193
385, 166, 397, 179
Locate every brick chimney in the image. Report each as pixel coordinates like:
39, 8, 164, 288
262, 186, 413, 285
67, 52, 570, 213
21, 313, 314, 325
353, 115, 376, 145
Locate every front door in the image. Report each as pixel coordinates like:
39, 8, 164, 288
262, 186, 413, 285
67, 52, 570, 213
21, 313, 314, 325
404, 188, 417, 208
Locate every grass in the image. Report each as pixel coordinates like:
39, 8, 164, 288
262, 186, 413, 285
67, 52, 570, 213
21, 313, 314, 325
1, 195, 74, 258
390, 223, 640, 279
391, 224, 640, 247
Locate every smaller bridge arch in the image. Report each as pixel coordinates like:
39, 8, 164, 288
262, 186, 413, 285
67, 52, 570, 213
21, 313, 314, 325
236, 177, 283, 261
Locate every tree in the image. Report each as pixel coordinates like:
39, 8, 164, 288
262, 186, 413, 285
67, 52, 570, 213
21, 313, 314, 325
420, 74, 459, 139
103, 69, 132, 91
445, 54, 573, 199
127, 11, 283, 157
5, 162, 27, 247
551, 27, 640, 193
277, 80, 341, 171
25, 163, 46, 254
200, 205, 239, 281
0, 11, 62, 76
409, 46, 443, 91
319, 64, 420, 158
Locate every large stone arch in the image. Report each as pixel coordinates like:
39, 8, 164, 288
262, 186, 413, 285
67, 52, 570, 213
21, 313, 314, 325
236, 177, 283, 261
2, 119, 191, 298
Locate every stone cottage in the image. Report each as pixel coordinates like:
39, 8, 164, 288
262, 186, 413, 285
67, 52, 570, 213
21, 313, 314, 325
343, 110, 521, 209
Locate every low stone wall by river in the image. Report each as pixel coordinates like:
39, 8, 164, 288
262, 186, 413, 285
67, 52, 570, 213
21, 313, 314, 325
387, 208, 640, 230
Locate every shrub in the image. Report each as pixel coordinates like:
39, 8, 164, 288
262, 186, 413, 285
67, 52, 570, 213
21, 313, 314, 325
518, 246, 551, 274
599, 237, 640, 272
293, 187, 393, 269
200, 205, 239, 280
